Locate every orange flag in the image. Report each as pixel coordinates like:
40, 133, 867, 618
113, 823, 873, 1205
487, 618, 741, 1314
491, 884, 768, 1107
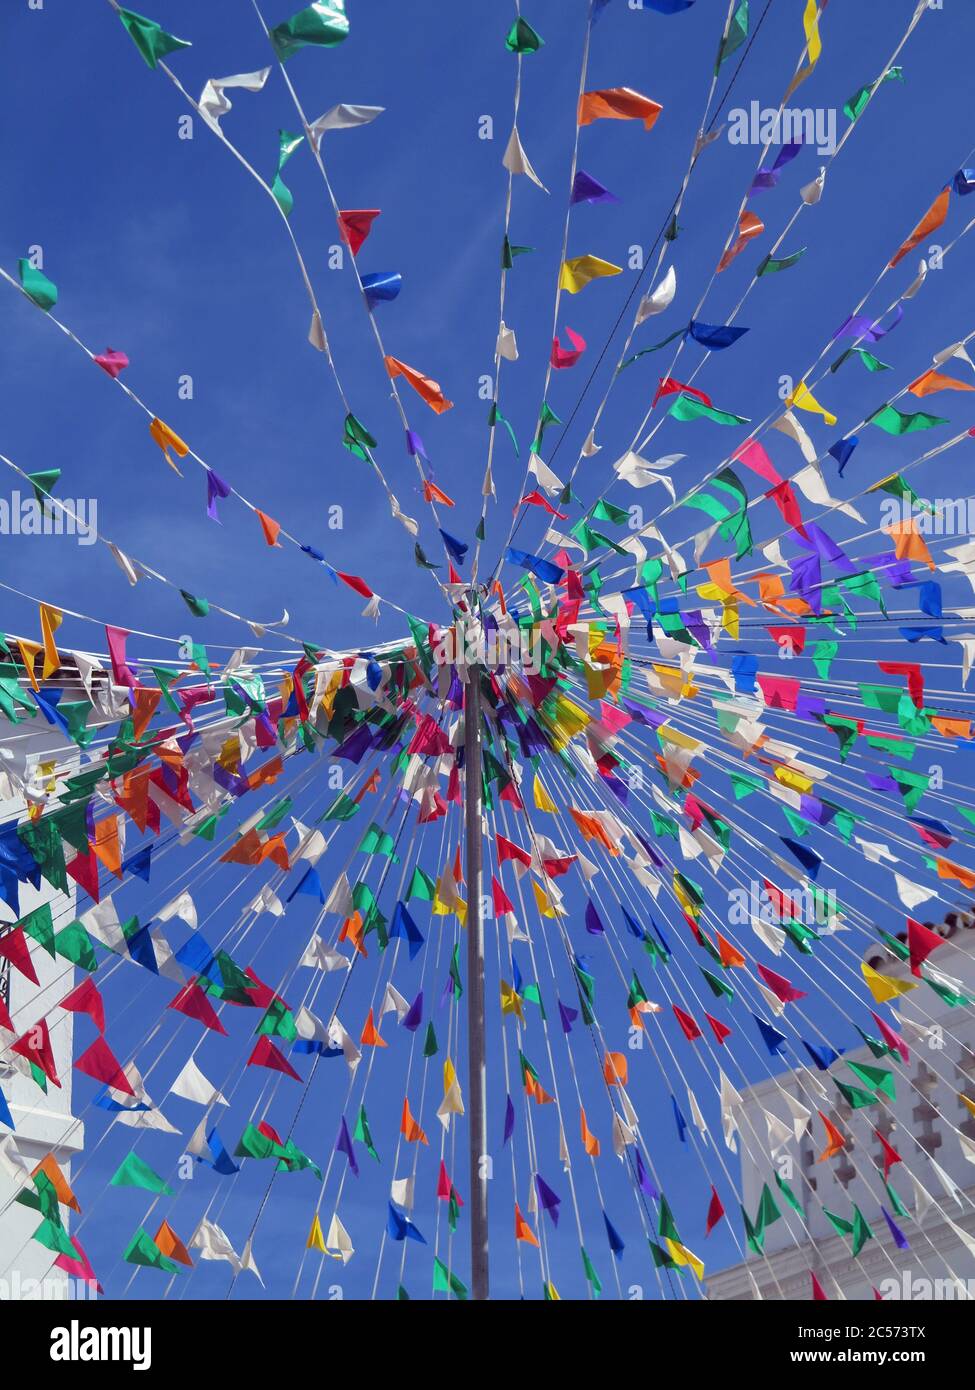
883, 517, 934, 571
256, 509, 282, 546
401, 1096, 429, 1145
716, 933, 746, 969
384, 355, 453, 413
817, 1110, 846, 1161
33, 1153, 81, 1212
92, 814, 123, 879
360, 1007, 387, 1047
131, 687, 162, 740
338, 910, 366, 956
514, 1204, 540, 1247
423, 479, 455, 506
524, 1071, 554, 1104
580, 1106, 601, 1157
889, 186, 950, 268
578, 87, 662, 131
717, 210, 764, 273
604, 1051, 628, 1086
908, 368, 974, 397
154, 1220, 193, 1266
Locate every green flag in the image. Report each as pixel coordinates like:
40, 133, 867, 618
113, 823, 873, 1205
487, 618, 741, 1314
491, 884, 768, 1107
432, 1256, 468, 1299
111, 1151, 173, 1195
505, 17, 543, 52
406, 866, 436, 901
868, 404, 948, 435
353, 1104, 380, 1162
670, 393, 749, 427
18, 259, 58, 311
343, 411, 377, 460
715, 0, 748, 72
180, 589, 209, 618
269, 2, 350, 61
271, 129, 304, 216
117, 7, 191, 68
123, 1226, 180, 1273
358, 822, 400, 861
757, 247, 806, 275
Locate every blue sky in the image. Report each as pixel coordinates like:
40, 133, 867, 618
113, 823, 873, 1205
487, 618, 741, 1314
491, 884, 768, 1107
4, 0, 975, 1300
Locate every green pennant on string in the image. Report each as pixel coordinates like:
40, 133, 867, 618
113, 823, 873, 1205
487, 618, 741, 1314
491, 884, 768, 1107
110, 1151, 173, 1195
432, 1256, 468, 1299
505, 17, 543, 52
117, 7, 191, 69
269, 2, 350, 61
123, 1226, 180, 1274
271, 130, 304, 216
353, 1104, 380, 1162
715, 0, 748, 73
180, 590, 209, 618
868, 404, 949, 436
343, 412, 377, 460
18, 259, 58, 311
756, 247, 806, 275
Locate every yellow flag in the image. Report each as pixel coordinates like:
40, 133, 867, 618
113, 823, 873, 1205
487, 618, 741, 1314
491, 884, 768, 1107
500, 980, 525, 1020
39, 603, 63, 679
960, 1094, 975, 1121
774, 765, 814, 795
306, 1214, 327, 1252
16, 638, 44, 691
149, 416, 189, 473
533, 774, 558, 814
861, 961, 917, 1004
789, 381, 837, 426
533, 880, 559, 918
559, 255, 623, 294
666, 1239, 704, 1280
785, 0, 823, 98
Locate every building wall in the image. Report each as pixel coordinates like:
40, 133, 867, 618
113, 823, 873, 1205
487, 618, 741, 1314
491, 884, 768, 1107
0, 736, 84, 1299
707, 913, 975, 1300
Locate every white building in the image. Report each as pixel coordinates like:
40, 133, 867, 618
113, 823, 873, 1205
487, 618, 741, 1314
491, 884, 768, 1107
0, 691, 88, 1298
707, 908, 975, 1300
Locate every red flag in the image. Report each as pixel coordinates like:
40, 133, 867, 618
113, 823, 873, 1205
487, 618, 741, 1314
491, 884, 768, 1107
653, 376, 712, 408
60, 979, 105, 1034
672, 1005, 702, 1041
705, 1185, 726, 1234
248, 1036, 301, 1080
167, 982, 227, 1035
811, 1272, 829, 1301
12, 1017, 60, 1087
491, 876, 514, 915
336, 572, 373, 600
496, 834, 531, 869
705, 1013, 732, 1045
907, 917, 945, 977
878, 660, 924, 709
337, 209, 380, 256
875, 1127, 902, 1180
765, 480, 808, 538
66, 849, 101, 903
75, 1038, 133, 1094
757, 963, 807, 1003
0, 926, 38, 985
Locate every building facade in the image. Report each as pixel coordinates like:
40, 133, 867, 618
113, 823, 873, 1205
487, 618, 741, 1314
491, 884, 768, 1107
0, 726, 83, 1299
707, 909, 975, 1301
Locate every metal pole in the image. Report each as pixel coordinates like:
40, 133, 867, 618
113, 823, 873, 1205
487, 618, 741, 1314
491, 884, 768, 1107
464, 664, 489, 1299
